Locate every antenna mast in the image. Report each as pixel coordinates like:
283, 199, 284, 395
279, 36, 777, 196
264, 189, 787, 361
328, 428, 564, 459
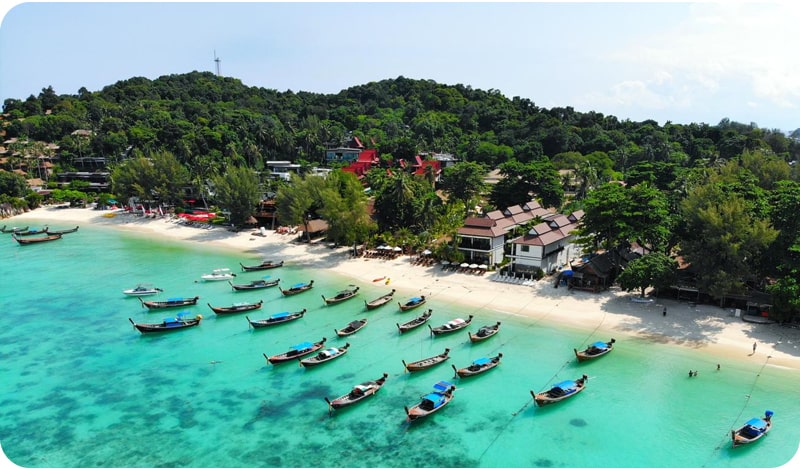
214, 50, 221, 76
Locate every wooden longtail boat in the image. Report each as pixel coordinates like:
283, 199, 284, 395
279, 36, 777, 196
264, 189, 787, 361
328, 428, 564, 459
129, 313, 203, 333
396, 309, 433, 333
335, 319, 367, 337
404, 381, 456, 421
365, 289, 395, 310
207, 300, 263, 315
240, 260, 284, 271
47, 226, 79, 235
14, 227, 49, 236
264, 337, 326, 365
12, 233, 62, 245
1, 225, 28, 233
322, 286, 359, 305
574, 338, 615, 362
279, 280, 314, 296
246, 309, 306, 328
468, 321, 501, 342
324, 373, 388, 412
398, 295, 426, 311
140, 296, 200, 309
402, 348, 450, 372
531, 374, 588, 406
229, 278, 280, 291
452, 353, 503, 378
429, 315, 474, 336
731, 411, 773, 447
300, 343, 350, 367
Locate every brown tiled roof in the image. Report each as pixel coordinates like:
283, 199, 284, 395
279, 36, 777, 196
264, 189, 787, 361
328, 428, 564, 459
464, 217, 496, 228
457, 225, 507, 238
486, 210, 504, 220
509, 212, 534, 225
523, 200, 542, 211
529, 222, 552, 235
568, 210, 585, 221
505, 205, 524, 215
548, 215, 572, 228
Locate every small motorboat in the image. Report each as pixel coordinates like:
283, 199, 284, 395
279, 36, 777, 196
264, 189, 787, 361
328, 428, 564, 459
365, 289, 395, 310
574, 338, 615, 362
531, 374, 588, 406
201, 268, 237, 281
13, 227, 49, 236
452, 353, 503, 378
129, 312, 203, 333
335, 319, 368, 337
240, 260, 284, 271
207, 300, 263, 315
140, 296, 200, 309
246, 309, 306, 328
398, 295, 426, 311
468, 321, 501, 342
322, 286, 360, 305
264, 337, 326, 365
397, 309, 433, 333
404, 381, 456, 421
732, 411, 773, 447
123, 283, 163, 297
429, 315, 473, 336
324, 373, 388, 412
279, 280, 314, 296
402, 348, 450, 372
300, 343, 350, 368
229, 278, 280, 291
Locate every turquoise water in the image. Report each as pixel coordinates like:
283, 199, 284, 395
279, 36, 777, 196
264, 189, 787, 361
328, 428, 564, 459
1, 219, 799, 468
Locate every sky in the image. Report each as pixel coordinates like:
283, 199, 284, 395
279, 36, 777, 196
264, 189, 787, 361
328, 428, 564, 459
1, 1, 799, 132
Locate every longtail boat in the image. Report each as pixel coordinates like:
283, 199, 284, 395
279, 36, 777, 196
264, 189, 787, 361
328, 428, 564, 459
279, 280, 314, 296
207, 300, 263, 315
404, 381, 456, 421
324, 373, 388, 412
468, 321, 501, 342
574, 338, 615, 362
129, 313, 203, 333
402, 348, 450, 372
246, 309, 306, 328
240, 260, 284, 271
264, 337, 326, 365
531, 374, 588, 406
452, 353, 503, 378
140, 296, 200, 309
322, 286, 359, 305
365, 289, 395, 310
396, 309, 433, 333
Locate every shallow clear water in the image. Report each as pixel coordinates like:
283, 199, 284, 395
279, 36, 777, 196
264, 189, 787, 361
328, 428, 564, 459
1, 220, 798, 468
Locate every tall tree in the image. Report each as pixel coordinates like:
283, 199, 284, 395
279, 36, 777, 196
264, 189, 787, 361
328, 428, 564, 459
211, 165, 260, 227
439, 161, 487, 215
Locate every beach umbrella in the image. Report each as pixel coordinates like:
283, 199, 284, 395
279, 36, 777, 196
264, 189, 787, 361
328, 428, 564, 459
422, 249, 432, 256
469, 264, 479, 269
460, 263, 470, 268
393, 246, 403, 252
478, 264, 488, 270
441, 260, 450, 265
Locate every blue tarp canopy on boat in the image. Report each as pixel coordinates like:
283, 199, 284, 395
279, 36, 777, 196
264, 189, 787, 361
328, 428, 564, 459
553, 380, 575, 390
271, 312, 290, 319
423, 393, 446, 407
292, 283, 306, 288
745, 418, 767, 429
167, 297, 184, 301
409, 297, 422, 302
561, 270, 574, 277
291, 342, 313, 350
591, 341, 608, 349
433, 380, 454, 392
473, 357, 491, 365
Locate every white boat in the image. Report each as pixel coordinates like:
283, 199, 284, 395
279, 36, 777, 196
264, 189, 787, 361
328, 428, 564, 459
123, 283, 163, 296
201, 268, 237, 281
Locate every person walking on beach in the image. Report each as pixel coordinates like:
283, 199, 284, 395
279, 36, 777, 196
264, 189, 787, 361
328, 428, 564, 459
753, 342, 757, 354
663, 307, 667, 317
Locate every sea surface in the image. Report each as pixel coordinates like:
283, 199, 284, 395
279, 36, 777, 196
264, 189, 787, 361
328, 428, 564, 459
1, 220, 799, 468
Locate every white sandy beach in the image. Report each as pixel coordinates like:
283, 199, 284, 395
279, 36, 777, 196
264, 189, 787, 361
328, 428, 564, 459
8, 206, 800, 371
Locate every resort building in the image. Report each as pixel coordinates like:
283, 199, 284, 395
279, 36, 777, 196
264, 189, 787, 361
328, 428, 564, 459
454, 200, 582, 270
506, 210, 584, 275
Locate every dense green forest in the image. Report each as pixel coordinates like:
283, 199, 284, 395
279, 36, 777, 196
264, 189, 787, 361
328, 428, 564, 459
2, 72, 800, 321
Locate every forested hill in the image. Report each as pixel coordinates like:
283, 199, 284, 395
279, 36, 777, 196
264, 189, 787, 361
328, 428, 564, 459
2, 71, 799, 170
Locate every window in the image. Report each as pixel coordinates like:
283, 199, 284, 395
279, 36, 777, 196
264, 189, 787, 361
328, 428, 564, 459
521, 245, 529, 253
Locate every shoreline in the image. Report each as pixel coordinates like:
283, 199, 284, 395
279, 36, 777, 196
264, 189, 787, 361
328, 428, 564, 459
8, 206, 800, 371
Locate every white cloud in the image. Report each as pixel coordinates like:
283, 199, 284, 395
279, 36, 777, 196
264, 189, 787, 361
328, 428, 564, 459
580, 2, 800, 121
